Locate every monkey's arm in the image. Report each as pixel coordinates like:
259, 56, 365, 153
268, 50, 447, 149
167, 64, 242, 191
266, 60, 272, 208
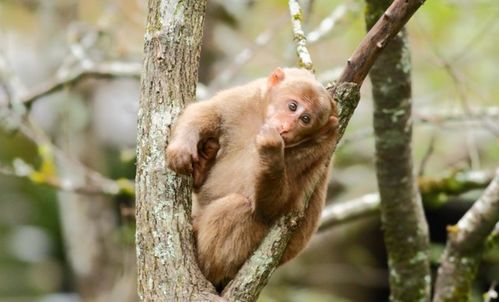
166, 101, 221, 175
254, 125, 290, 220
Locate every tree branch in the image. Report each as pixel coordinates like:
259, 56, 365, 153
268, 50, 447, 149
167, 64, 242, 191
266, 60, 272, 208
288, 0, 314, 70
0, 116, 135, 196
0, 158, 133, 196
420, 170, 495, 208
318, 193, 380, 231
318, 169, 495, 232
434, 168, 499, 302
338, 0, 426, 84
209, 15, 288, 89
19, 61, 141, 106
307, 4, 351, 44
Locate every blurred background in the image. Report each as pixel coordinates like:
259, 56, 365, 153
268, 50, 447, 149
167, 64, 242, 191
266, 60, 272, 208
0, 0, 498, 301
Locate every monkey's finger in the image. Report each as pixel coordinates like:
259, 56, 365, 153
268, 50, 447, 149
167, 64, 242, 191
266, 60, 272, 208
191, 151, 199, 163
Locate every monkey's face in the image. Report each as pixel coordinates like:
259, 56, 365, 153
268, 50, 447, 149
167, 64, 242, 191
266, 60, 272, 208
264, 68, 337, 147
265, 93, 330, 147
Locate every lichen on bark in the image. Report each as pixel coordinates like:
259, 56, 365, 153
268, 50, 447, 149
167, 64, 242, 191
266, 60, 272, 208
135, 0, 217, 301
366, 0, 431, 301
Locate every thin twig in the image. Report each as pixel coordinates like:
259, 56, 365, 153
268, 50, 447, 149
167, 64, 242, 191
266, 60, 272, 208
209, 15, 288, 89
0, 160, 124, 195
418, 130, 437, 177
18, 117, 134, 196
288, 0, 314, 71
484, 281, 498, 302
19, 61, 141, 106
319, 193, 379, 231
307, 4, 350, 44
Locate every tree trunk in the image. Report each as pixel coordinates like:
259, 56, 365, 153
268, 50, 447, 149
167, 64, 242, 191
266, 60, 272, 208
366, 0, 431, 301
135, 0, 218, 301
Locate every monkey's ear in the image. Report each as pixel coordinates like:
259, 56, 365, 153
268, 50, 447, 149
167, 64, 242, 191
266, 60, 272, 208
317, 115, 339, 139
267, 68, 285, 87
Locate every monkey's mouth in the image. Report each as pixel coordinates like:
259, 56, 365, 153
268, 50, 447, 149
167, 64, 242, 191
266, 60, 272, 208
283, 135, 309, 149
280, 134, 292, 145
283, 138, 302, 148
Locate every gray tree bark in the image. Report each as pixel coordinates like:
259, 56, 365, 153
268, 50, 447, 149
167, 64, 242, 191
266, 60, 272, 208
366, 0, 431, 301
135, 0, 219, 301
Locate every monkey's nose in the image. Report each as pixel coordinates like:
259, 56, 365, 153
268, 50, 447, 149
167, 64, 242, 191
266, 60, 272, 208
279, 121, 294, 134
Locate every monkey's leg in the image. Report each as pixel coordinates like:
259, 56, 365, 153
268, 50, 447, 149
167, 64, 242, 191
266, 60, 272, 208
193, 193, 267, 290
193, 138, 219, 190
281, 172, 328, 264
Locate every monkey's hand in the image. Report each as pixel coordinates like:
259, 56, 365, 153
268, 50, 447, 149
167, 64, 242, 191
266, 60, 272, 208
256, 125, 284, 155
166, 140, 199, 175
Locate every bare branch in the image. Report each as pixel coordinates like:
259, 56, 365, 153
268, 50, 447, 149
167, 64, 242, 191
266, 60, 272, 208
0, 159, 130, 195
418, 131, 437, 176
307, 4, 350, 44
209, 15, 288, 89
318, 193, 379, 231
222, 212, 300, 300
0, 115, 135, 196
338, 0, 426, 84
416, 106, 499, 123
318, 169, 495, 232
19, 61, 141, 106
0, 46, 136, 197
288, 0, 314, 70
0, 54, 27, 102
434, 168, 499, 301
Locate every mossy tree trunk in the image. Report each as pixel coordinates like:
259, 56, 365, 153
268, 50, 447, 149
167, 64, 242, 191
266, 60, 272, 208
366, 0, 431, 301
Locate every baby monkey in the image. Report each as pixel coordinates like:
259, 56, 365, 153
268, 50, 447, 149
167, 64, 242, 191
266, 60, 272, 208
166, 67, 338, 289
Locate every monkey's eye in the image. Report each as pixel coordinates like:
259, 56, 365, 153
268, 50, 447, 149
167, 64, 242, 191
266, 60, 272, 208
300, 114, 311, 124
288, 101, 298, 112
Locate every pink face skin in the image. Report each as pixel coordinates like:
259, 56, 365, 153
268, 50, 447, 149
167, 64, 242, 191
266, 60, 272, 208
266, 94, 329, 147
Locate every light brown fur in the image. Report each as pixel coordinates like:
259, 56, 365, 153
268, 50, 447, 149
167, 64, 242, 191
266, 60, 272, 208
166, 68, 338, 290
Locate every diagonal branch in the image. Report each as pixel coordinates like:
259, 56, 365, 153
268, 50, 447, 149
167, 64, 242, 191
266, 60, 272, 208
338, 0, 426, 84
434, 168, 499, 302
